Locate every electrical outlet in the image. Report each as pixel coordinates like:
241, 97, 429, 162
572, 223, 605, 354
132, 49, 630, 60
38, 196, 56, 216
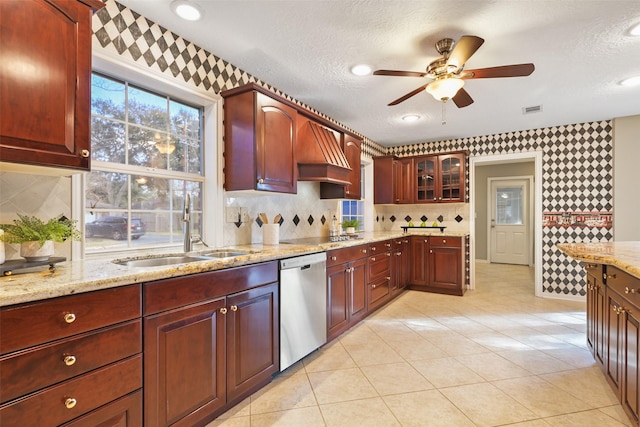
225, 207, 242, 223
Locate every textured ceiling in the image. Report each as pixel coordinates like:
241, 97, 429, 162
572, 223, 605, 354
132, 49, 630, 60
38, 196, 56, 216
117, 0, 640, 147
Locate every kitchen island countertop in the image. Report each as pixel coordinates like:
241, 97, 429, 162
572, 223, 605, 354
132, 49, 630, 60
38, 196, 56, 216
1, 230, 468, 307
556, 241, 640, 279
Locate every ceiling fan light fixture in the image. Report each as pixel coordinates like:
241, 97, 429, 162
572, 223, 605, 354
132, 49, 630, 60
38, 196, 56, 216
401, 114, 421, 122
350, 64, 372, 76
628, 22, 640, 36
425, 78, 464, 101
170, 0, 203, 21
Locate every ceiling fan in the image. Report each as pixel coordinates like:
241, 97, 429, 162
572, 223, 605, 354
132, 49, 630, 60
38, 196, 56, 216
374, 35, 535, 108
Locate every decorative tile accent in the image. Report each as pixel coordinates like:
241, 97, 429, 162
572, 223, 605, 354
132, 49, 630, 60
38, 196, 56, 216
307, 215, 314, 226
277, 216, 284, 226
389, 215, 396, 222
256, 216, 263, 227
437, 215, 444, 223
320, 215, 326, 225
404, 215, 412, 222
455, 215, 463, 223
376, 216, 379, 222
420, 215, 428, 222
543, 211, 612, 228
234, 221, 242, 228
293, 214, 300, 226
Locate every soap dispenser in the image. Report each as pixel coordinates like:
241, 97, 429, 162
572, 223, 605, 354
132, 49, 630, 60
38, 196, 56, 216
330, 215, 339, 238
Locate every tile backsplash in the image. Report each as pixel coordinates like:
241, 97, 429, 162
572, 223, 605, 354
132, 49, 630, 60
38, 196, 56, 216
374, 203, 470, 234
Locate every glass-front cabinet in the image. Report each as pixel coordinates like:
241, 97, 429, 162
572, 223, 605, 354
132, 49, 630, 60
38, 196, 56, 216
414, 152, 465, 203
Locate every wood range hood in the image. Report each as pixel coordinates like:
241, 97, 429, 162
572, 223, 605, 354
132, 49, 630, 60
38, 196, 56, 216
296, 120, 352, 185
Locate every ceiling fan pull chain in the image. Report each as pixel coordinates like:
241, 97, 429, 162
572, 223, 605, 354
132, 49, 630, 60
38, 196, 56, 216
441, 100, 447, 125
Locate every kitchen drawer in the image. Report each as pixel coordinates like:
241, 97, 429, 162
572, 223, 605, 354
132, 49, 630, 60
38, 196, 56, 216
144, 261, 278, 315
368, 252, 391, 282
0, 354, 142, 427
584, 262, 603, 278
393, 237, 410, 247
429, 236, 461, 248
368, 277, 391, 311
607, 266, 640, 308
369, 240, 392, 254
62, 390, 142, 427
0, 284, 141, 355
326, 244, 368, 267
1, 320, 141, 404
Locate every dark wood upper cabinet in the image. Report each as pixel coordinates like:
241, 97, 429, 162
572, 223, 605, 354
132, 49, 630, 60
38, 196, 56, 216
373, 155, 397, 204
0, 0, 104, 172
222, 86, 297, 193
321, 133, 362, 199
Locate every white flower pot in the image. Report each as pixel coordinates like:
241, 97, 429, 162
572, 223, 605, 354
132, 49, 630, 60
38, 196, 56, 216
20, 240, 54, 262
345, 227, 356, 235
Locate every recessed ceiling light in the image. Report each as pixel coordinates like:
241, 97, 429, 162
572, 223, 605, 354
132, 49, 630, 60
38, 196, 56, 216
350, 64, 372, 76
170, 0, 203, 21
629, 22, 640, 36
620, 76, 640, 87
401, 114, 421, 122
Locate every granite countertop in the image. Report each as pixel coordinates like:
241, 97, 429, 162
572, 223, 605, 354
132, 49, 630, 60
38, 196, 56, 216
557, 241, 640, 280
0, 230, 468, 307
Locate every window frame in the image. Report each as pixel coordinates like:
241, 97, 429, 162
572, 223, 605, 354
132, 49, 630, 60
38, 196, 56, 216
72, 51, 223, 259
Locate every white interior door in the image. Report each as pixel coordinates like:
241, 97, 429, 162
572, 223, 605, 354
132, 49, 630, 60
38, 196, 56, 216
489, 178, 531, 265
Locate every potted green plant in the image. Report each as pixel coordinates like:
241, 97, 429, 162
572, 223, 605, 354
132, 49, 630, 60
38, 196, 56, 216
0, 214, 81, 261
341, 218, 360, 235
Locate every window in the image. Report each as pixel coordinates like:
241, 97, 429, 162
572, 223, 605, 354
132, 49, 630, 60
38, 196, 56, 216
86, 73, 205, 253
341, 200, 364, 231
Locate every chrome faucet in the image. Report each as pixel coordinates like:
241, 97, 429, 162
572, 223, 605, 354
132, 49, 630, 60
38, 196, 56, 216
183, 193, 191, 252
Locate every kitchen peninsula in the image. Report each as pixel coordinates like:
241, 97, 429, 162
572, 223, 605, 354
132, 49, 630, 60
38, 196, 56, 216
558, 241, 640, 427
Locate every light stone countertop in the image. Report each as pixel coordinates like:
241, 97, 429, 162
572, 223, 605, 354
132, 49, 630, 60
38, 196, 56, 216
556, 241, 640, 280
0, 230, 469, 307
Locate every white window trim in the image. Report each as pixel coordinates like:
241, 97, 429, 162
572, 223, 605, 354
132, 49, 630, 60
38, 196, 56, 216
73, 49, 224, 260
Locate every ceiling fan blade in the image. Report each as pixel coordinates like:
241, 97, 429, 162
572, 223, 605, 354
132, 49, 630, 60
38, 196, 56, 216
461, 63, 535, 79
447, 35, 484, 68
452, 87, 474, 108
373, 69, 427, 78
388, 84, 429, 106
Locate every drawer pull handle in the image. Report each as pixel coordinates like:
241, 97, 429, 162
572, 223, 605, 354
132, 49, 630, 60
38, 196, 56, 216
604, 273, 617, 280
385, 243, 391, 247
396, 252, 401, 256
63, 355, 77, 366
424, 239, 428, 243
65, 398, 77, 409
230, 305, 238, 312
625, 287, 639, 294
331, 256, 337, 261
220, 307, 228, 314
371, 247, 376, 251
63, 313, 76, 324
361, 249, 367, 253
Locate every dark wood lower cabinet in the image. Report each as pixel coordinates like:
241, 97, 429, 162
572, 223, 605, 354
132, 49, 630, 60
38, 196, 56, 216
623, 303, 640, 425
326, 256, 367, 341
607, 289, 624, 399
62, 391, 143, 427
409, 236, 464, 296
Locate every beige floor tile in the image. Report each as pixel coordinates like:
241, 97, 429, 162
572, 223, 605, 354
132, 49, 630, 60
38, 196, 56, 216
250, 406, 326, 427
303, 341, 356, 372
320, 397, 400, 427
543, 409, 628, 426
360, 362, 434, 395
440, 382, 538, 426
205, 416, 251, 427
497, 349, 575, 374
503, 420, 552, 427
365, 319, 423, 341
598, 405, 633, 426
337, 323, 380, 346
410, 357, 485, 388
215, 397, 250, 419
540, 367, 620, 407
342, 340, 404, 366
277, 359, 306, 376
468, 332, 534, 352
540, 346, 598, 368
383, 390, 475, 427
307, 367, 378, 404
454, 352, 531, 381
384, 337, 448, 361
250, 373, 317, 414
493, 375, 594, 417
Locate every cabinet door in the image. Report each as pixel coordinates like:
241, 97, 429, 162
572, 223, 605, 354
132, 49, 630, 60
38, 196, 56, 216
350, 258, 368, 324
373, 156, 396, 204
586, 269, 597, 355
343, 135, 362, 199
607, 290, 624, 399
144, 298, 227, 427
438, 153, 465, 202
429, 245, 462, 292
622, 303, 640, 425
368, 277, 391, 312
255, 93, 297, 193
410, 237, 429, 286
226, 283, 279, 403
327, 264, 350, 341
415, 156, 437, 202
0, 0, 101, 171
62, 390, 142, 427
396, 158, 414, 204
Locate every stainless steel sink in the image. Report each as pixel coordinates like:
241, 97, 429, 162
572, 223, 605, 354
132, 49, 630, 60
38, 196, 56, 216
205, 250, 250, 258
114, 255, 216, 268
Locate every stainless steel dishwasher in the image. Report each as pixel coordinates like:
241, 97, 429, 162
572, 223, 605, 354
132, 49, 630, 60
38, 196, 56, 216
279, 252, 327, 371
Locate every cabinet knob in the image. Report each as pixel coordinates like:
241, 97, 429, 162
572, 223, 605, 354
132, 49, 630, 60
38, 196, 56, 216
371, 257, 376, 261
430, 250, 433, 253
257, 178, 264, 184
63, 355, 77, 366
443, 240, 446, 244
605, 273, 617, 280
63, 313, 76, 324
625, 287, 638, 294
385, 243, 391, 248
81, 149, 90, 158
230, 305, 238, 312
372, 284, 376, 289
361, 249, 367, 253
331, 256, 337, 261
386, 252, 391, 257
371, 246, 376, 251
403, 240, 408, 243
220, 307, 228, 314
424, 239, 428, 243
386, 276, 391, 281
396, 252, 401, 256
64, 398, 77, 409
